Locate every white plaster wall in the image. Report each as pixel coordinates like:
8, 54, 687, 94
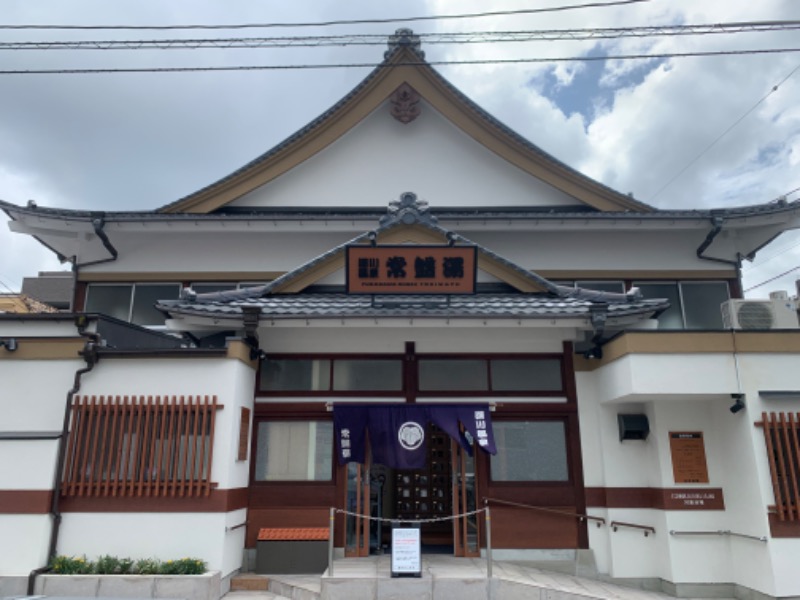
0, 516, 52, 575
0, 320, 78, 338
0, 441, 59, 489
578, 351, 800, 596
232, 100, 578, 209
81, 226, 726, 277
593, 354, 738, 403
58, 512, 241, 576
0, 360, 81, 430
259, 326, 568, 354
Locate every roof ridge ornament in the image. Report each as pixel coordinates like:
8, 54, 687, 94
380, 192, 438, 227
385, 28, 424, 59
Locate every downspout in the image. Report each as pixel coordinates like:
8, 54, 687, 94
696, 216, 743, 280
27, 316, 100, 595
74, 214, 119, 269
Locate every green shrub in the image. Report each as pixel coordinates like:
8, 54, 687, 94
49, 554, 205, 575
160, 557, 206, 575
50, 555, 93, 575
132, 557, 161, 575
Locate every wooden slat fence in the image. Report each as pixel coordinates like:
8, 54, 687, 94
758, 411, 800, 521
62, 395, 219, 498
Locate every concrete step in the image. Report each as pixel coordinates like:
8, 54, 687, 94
223, 591, 291, 600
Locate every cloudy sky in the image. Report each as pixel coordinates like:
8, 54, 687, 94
1, 0, 799, 298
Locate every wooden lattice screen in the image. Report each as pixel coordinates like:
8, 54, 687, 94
759, 411, 800, 521
62, 395, 220, 498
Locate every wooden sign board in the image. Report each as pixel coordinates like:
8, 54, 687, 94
669, 431, 710, 484
346, 245, 477, 294
662, 488, 725, 510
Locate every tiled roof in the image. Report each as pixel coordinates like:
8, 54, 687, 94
157, 292, 669, 322
3, 198, 799, 224
157, 36, 651, 214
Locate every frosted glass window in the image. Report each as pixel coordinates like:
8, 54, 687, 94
681, 282, 729, 330
490, 421, 568, 481
490, 359, 562, 391
254, 421, 333, 481
260, 359, 331, 391
131, 284, 180, 325
85, 285, 133, 321
332, 360, 402, 391
418, 359, 488, 391
635, 283, 683, 330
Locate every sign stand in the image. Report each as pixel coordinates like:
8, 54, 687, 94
391, 524, 422, 578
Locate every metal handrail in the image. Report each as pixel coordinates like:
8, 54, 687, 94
483, 497, 606, 527
669, 529, 767, 543
610, 521, 655, 536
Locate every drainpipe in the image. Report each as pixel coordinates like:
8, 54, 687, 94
696, 216, 742, 280
27, 316, 100, 595
74, 214, 119, 269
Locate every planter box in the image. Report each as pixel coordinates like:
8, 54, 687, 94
35, 570, 221, 600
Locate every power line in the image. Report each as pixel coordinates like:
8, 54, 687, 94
0, 0, 651, 31
2, 46, 800, 76
3, 22, 800, 51
648, 63, 800, 202
745, 264, 800, 292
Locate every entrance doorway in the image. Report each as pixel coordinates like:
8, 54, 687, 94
343, 423, 480, 557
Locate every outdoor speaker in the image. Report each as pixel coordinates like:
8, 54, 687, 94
618, 414, 650, 441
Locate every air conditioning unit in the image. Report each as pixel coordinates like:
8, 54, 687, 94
721, 298, 799, 330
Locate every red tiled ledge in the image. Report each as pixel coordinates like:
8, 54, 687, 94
257, 527, 330, 541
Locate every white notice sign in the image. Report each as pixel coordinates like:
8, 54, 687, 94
391, 527, 421, 577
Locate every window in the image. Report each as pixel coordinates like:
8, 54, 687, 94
635, 281, 730, 330
490, 421, 569, 481
254, 421, 333, 481
85, 283, 181, 326
418, 358, 563, 393
62, 395, 219, 498
259, 358, 403, 392
759, 412, 800, 521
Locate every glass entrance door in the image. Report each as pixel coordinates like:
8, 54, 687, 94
452, 437, 480, 557
344, 460, 370, 557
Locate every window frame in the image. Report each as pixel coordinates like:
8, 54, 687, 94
84, 282, 182, 325
250, 417, 335, 484
487, 418, 574, 484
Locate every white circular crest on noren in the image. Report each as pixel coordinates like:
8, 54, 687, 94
398, 421, 425, 451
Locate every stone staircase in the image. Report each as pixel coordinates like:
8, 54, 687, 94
225, 556, 735, 600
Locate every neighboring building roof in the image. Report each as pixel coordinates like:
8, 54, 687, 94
0, 293, 59, 314
21, 271, 73, 310
158, 29, 652, 214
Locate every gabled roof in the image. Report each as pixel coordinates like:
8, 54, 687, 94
159, 30, 653, 215
156, 193, 664, 328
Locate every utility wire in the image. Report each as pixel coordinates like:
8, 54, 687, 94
2, 46, 800, 75
3, 22, 800, 51
745, 265, 800, 292
0, 0, 651, 31
648, 63, 800, 202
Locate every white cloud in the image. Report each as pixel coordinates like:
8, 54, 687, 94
1, 0, 799, 297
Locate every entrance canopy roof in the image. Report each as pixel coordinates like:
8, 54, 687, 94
155, 193, 669, 334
